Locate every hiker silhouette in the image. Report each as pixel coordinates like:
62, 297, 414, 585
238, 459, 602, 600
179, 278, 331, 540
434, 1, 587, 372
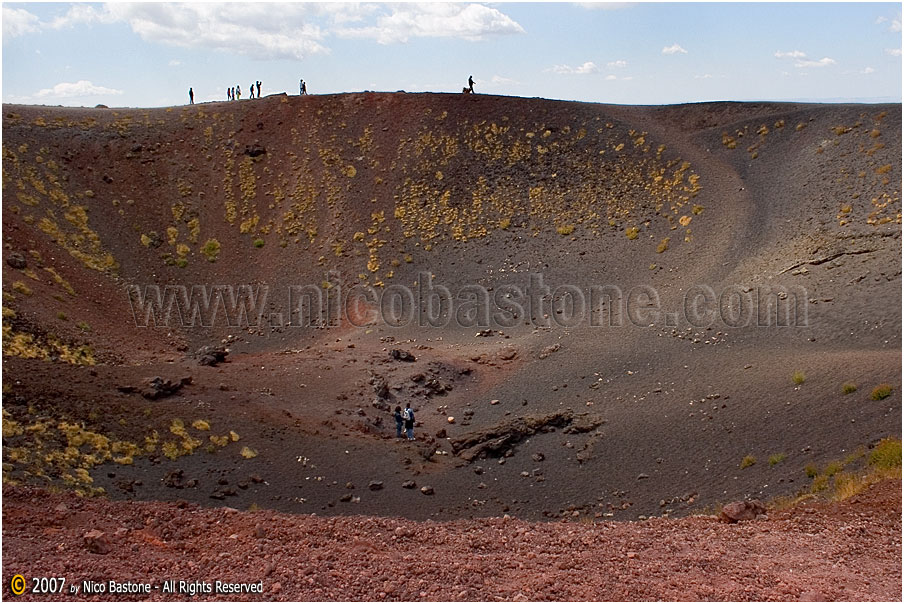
188, 87, 194, 104
468, 75, 474, 93
256, 81, 261, 98
236, 85, 241, 100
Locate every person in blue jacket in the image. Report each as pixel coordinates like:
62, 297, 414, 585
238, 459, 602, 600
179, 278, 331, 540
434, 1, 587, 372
394, 406, 404, 438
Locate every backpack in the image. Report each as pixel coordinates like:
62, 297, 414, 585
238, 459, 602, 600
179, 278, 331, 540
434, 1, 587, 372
403, 408, 412, 421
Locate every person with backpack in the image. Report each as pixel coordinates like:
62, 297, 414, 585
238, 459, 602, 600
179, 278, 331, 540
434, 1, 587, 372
394, 406, 404, 439
188, 87, 194, 104
403, 403, 415, 441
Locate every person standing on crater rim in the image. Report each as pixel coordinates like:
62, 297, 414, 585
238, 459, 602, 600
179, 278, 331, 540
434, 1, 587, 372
188, 87, 194, 104
404, 403, 415, 441
256, 80, 261, 98
468, 75, 475, 93
394, 406, 404, 439
236, 85, 241, 100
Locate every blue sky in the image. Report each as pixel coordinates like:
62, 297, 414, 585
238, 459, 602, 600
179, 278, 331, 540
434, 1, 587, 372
2, 2, 902, 107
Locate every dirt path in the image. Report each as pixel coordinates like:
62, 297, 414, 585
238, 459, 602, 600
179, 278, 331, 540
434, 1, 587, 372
3, 479, 900, 601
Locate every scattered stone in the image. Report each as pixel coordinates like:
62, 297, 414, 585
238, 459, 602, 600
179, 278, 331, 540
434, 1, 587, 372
83, 529, 112, 555
244, 143, 267, 157
498, 347, 518, 361
195, 345, 229, 367
637, 473, 649, 480
402, 480, 417, 489
249, 474, 264, 484
538, 344, 560, 359
532, 453, 545, 462
435, 428, 448, 439
420, 485, 434, 495
368, 481, 384, 491
209, 491, 226, 500
390, 349, 416, 362
490, 399, 500, 405
339, 493, 353, 503
163, 469, 187, 489
720, 500, 767, 523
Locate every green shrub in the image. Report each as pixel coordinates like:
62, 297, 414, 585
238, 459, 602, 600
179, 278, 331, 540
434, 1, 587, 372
792, 370, 806, 385
870, 384, 892, 400
824, 461, 843, 477
804, 464, 819, 478
739, 455, 756, 469
768, 453, 786, 466
869, 438, 902, 470
253, 238, 265, 248
200, 238, 221, 262
556, 225, 574, 236
841, 382, 857, 395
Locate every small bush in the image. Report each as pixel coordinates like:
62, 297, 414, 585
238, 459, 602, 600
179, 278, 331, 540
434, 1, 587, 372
240, 446, 258, 459
869, 438, 902, 470
739, 455, 756, 469
556, 224, 574, 236
12, 282, 32, 296
870, 384, 892, 400
625, 226, 639, 240
841, 382, 857, 395
656, 237, 670, 253
76, 321, 91, 332
768, 453, 786, 466
175, 258, 188, 268
824, 461, 843, 477
57, 311, 67, 321
792, 370, 806, 385
804, 464, 819, 478
253, 238, 265, 248
200, 238, 221, 262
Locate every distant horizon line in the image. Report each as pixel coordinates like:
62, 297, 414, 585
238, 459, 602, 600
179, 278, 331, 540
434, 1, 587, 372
3, 91, 902, 111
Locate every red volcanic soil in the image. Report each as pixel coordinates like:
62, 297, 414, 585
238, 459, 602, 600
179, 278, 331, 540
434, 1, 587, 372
2, 479, 901, 601
2, 93, 901, 598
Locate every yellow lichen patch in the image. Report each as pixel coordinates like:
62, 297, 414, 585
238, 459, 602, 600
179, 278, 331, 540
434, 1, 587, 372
678, 215, 692, 227
625, 226, 639, 240
344, 165, 357, 178
167, 226, 179, 245
12, 281, 32, 296
187, 218, 200, 243
656, 237, 670, 253
44, 267, 75, 296
240, 446, 258, 459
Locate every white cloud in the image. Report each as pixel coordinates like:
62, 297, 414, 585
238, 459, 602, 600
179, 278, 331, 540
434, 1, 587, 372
886, 48, 903, 56
861, 67, 876, 74
694, 73, 713, 79
47, 4, 116, 30
605, 74, 617, 80
621, 76, 633, 81
168, 59, 182, 67
776, 50, 835, 69
661, 43, 687, 55
875, 14, 901, 31
35, 80, 124, 99
335, 3, 524, 44
606, 60, 627, 69
107, 3, 329, 60
2, 6, 41, 38
549, 61, 599, 75
794, 57, 835, 68
490, 74, 518, 85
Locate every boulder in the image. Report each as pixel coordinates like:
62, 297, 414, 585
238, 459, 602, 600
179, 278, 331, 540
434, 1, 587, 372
390, 349, 416, 362
720, 500, 767, 523
84, 529, 112, 554
6, 252, 26, 269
